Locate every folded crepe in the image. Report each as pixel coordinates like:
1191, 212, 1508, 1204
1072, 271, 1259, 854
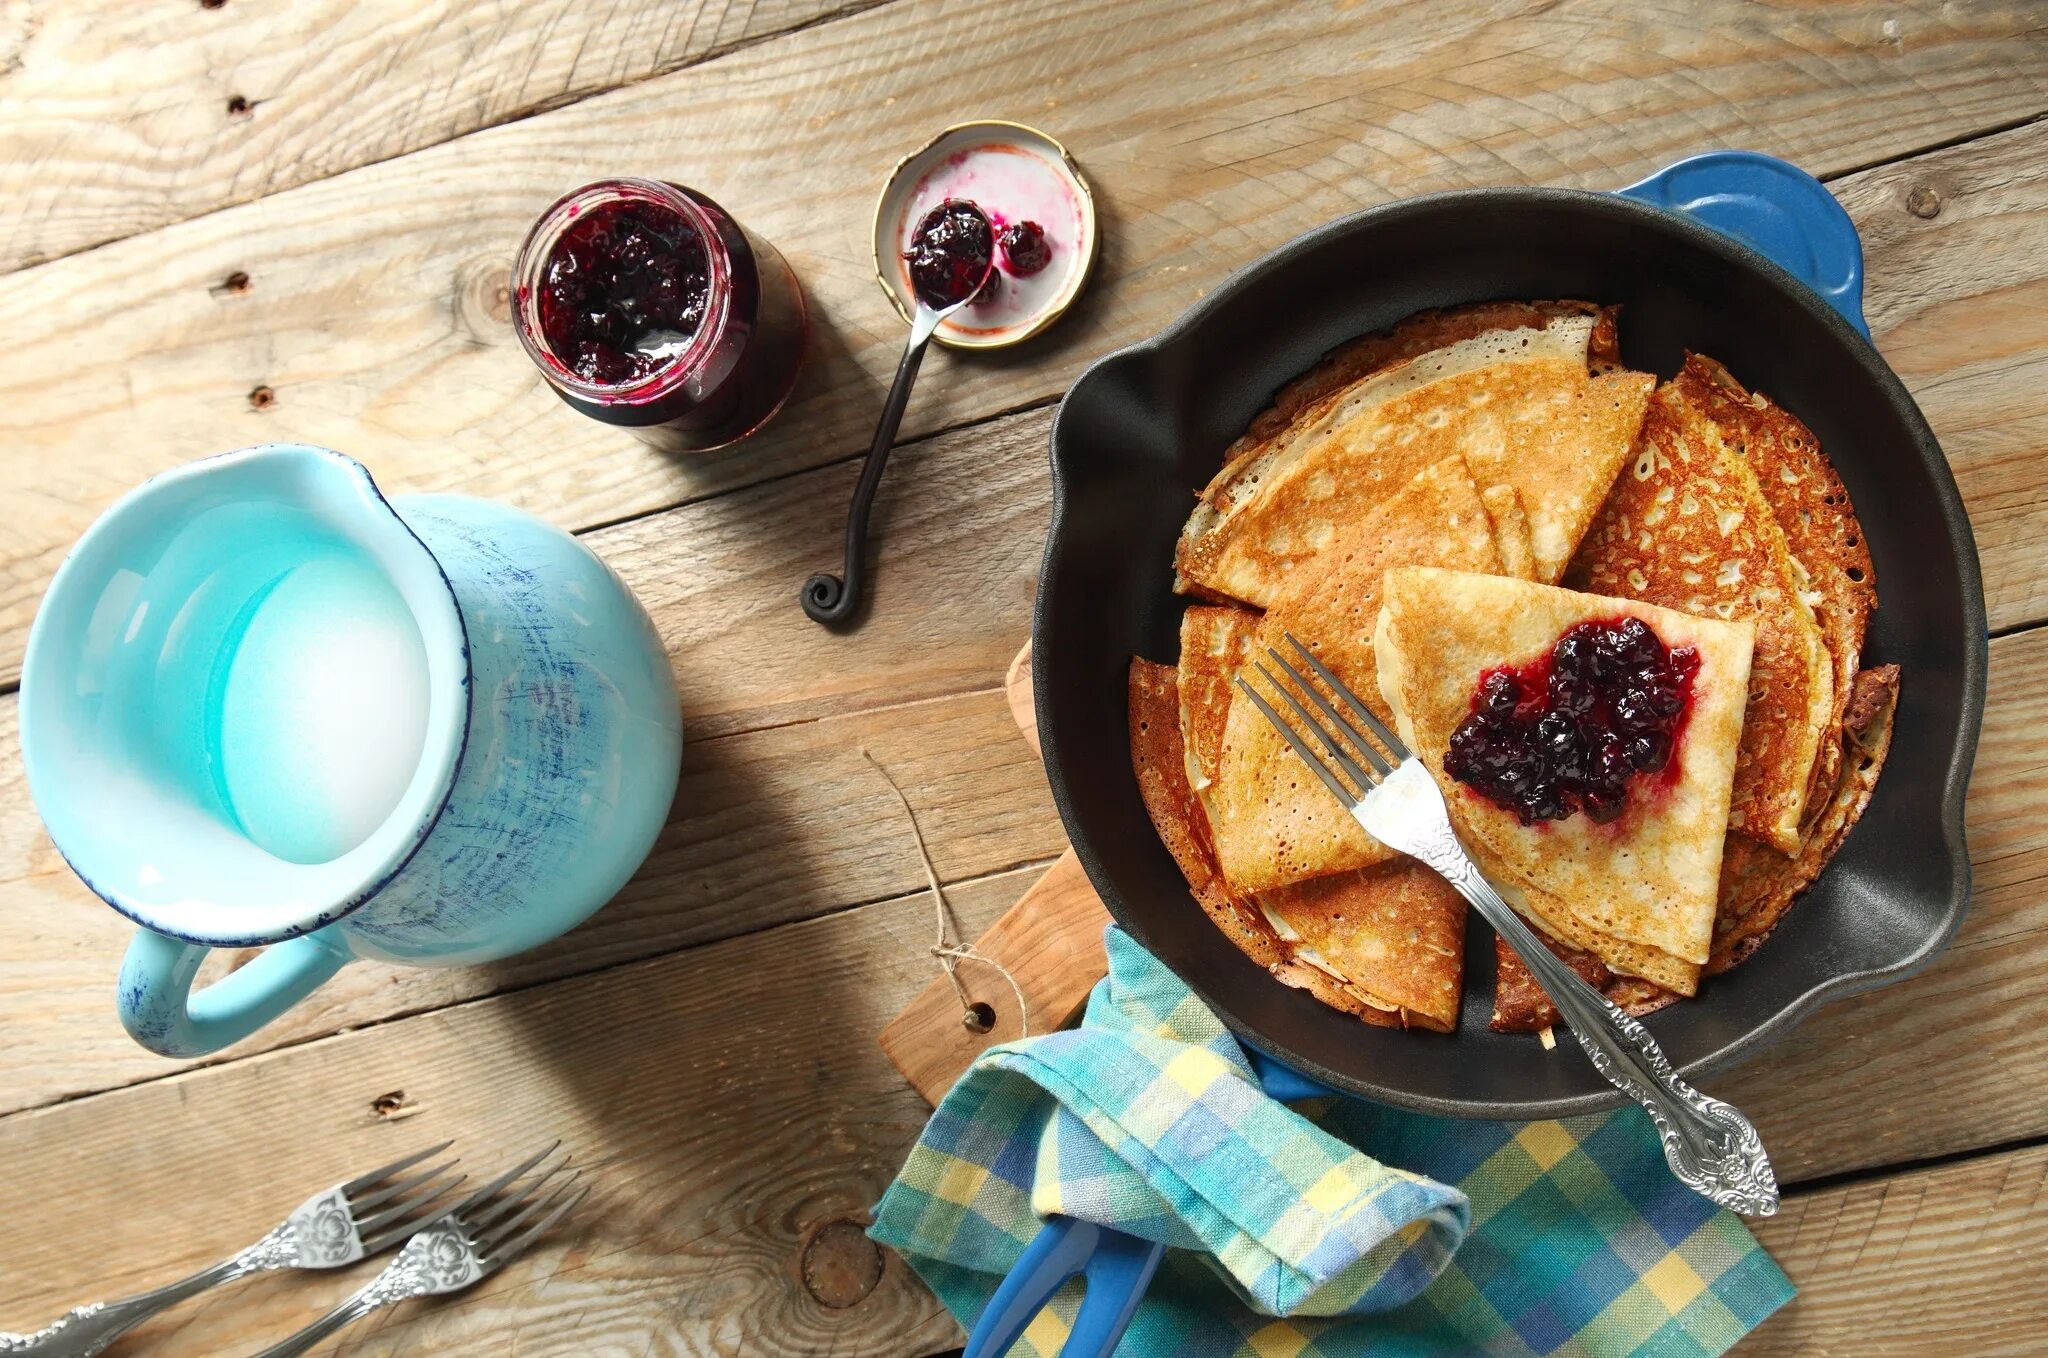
1177, 309, 1654, 605
1374, 568, 1756, 996
1533, 355, 1892, 1018
1129, 656, 1465, 1030
1493, 663, 1898, 1029
1679, 355, 1878, 831
1571, 359, 1835, 853
1203, 456, 1504, 893
1220, 300, 1626, 463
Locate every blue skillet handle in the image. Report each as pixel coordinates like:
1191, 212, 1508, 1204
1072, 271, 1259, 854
963, 1217, 1166, 1358
1616, 151, 1868, 338
963, 1050, 1334, 1357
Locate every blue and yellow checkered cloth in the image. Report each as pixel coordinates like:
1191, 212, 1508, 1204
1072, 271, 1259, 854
871, 928, 1792, 1357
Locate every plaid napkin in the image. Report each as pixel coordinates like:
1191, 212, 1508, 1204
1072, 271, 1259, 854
870, 928, 1792, 1357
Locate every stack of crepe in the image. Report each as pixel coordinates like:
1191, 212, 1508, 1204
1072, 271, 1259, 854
1129, 302, 1897, 1036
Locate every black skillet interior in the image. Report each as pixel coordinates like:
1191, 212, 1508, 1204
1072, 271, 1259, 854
1035, 188, 1987, 1119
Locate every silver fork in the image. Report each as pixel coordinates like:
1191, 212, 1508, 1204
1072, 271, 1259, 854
0, 1142, 463, 1356
1238, 634, 1779, 1216
247, 1144, 586, 1357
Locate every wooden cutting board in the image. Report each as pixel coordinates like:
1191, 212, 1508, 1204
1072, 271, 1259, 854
878, 642, 1113, 1104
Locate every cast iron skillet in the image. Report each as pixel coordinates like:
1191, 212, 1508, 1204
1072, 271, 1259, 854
1032, 154, 1987, 1121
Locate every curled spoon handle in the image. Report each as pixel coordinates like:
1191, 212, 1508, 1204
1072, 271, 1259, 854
802, 304, 943, 625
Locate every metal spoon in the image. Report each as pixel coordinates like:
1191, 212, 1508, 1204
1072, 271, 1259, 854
802, 202, 995, 626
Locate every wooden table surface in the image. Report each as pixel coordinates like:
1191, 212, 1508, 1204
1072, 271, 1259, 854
1, 1, 2044, 1353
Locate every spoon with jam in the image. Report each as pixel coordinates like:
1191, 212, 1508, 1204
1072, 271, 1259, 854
802, 199, 997, 625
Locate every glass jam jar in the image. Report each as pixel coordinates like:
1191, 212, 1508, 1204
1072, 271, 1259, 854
512, 178, 808, 453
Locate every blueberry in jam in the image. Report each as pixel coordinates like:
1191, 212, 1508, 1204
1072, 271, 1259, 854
538, 200, 711, 385
903, 199, 994, 310
998, 220, 1052, 276
1443, 616, 1699, 826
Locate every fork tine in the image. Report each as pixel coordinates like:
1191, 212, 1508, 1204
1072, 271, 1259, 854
1235, 677, 1361, 808
1265, 647, 1391, 776
449, 1141, 562, 1219
465, 1160, 573, 1238
481, 1184, 589, 1275
347, 1158, 458, 1215
355, 1172, 467, 1249
1252, 660, 1381, 791
342, 1139, 453, 1196
476, 1171, 581, 1254
1285, 633, 1412, 760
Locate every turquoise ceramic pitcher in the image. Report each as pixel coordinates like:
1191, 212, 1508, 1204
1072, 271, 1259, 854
19, 445, 681, 1057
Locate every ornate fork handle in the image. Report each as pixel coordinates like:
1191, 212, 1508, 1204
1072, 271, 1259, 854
0, 1227, 301, 1356
248, 1224, 483, 1358
1409, 827, 1779, 1217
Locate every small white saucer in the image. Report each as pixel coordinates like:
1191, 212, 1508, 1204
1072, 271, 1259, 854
871, 120, 1098, 350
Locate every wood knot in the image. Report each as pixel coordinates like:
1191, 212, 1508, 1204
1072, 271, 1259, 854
211, 269, 251, 297
370, 1090, 416, 1119
226, 94, 253, 118
454, 261, 515, 344
799, 1217, 882, 1308
1906, 184, 1942, 220
200, 0, 227, 9
247, 383, 275, 410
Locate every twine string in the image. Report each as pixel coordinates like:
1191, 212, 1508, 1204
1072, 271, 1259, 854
861, 747, 1029, 1038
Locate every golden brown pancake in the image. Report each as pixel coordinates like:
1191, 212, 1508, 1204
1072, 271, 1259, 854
1571, 367, 1833, 854
1255, 862, 1466, 1032
1177, 313, 1654, 603
1681, 355, 1877, 817
1710, 664, 1899, 972
1495, 668, 1896, 1026
1128, 657, 1289, 967
1221, 300, 1625, 464
1174, 621, 1467, 1031
1490, 933, 1683, 1032
1204, 456, 1498, 893
1374, 567, 1756, 995
1129, 658, 1462, 1029
1481, 484, 1535, 582
1178, 605, 1265, 799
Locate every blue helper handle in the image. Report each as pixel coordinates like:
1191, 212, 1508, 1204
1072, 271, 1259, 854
963, 1050, 1336, 1357
964, 1217, 1165, 1358
1616, 150, 1868, 337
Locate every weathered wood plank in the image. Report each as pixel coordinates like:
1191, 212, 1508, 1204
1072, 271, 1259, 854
588, 409, 1051, 742
1, 622, 2043, 1177
0, 872, 1032, 1358
0, 398, 1066, 1114
0, 683, 1063, 1116
1, 378, 2045, 1158
0, 0, 880, 273
1, 859, 2043, 1357
0, 0, 2042, 683
1747, 1144, 2048, 1356
1830, 119, 2048, 635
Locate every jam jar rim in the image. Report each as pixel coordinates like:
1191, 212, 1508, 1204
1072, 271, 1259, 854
511, 176, 735, 408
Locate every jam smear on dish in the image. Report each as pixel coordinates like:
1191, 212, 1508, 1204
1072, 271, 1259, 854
538, 200, 711, 385
1444, 616, 1698, 826
998, 220, 1052, 275
904, 199, 994, 310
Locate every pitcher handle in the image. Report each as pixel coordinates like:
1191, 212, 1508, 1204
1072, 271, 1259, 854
118, 929, 350, 1058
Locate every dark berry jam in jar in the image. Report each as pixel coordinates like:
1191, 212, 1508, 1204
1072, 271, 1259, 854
1444, 616, 1699, 826
513, 178, 807, 453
